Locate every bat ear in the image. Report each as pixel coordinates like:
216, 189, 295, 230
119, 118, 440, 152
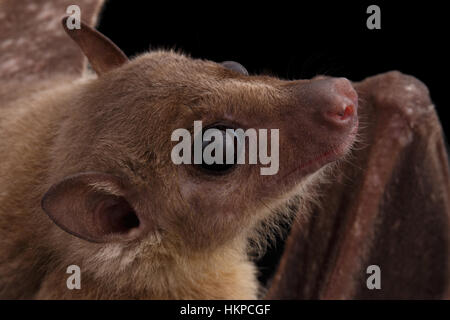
42, 172, 142, 243
62, 17, 129, 75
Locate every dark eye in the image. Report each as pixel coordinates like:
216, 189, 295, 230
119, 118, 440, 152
196, 127, 238, 174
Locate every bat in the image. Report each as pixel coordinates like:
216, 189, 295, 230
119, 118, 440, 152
1, 0, 448, 300
0, 0, 359, 299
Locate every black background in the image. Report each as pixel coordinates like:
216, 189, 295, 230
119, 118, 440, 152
96, 1, 448, 285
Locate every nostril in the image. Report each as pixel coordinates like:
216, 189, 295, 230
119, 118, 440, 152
341, 104, 354, 119
324, 102, 356, 126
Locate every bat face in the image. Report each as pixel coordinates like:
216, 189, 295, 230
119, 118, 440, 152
42, 22, 359, 253
2, 3, 447, 302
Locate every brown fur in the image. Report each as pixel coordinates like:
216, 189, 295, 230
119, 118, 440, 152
0, 17, 358, 299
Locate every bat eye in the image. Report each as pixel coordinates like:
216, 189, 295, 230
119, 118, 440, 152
196, 127, 238, 174
221, 61, 249, 75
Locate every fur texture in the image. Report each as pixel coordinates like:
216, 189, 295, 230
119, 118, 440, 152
0, 7, 358, 299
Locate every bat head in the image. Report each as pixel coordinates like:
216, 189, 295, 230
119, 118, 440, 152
41, 19, 358, 252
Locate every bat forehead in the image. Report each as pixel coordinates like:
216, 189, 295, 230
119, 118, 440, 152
122, 52, 287, 124
130, 51, 281, 95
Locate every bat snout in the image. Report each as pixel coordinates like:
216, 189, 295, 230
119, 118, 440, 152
317, 77, 358, 132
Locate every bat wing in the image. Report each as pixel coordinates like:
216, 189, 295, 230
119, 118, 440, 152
266, 71, 450, 299
0, 0, 104, 95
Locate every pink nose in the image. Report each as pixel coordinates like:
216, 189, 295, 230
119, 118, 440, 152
316, 77, 358, 130
323, 98, 356, 126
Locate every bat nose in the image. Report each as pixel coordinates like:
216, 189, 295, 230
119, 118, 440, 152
317, 77, 358, 130
322, 97, 356, 127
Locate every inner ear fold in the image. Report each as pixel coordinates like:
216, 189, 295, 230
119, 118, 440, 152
42, 172, 141, 243
62, 17, 129, 75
